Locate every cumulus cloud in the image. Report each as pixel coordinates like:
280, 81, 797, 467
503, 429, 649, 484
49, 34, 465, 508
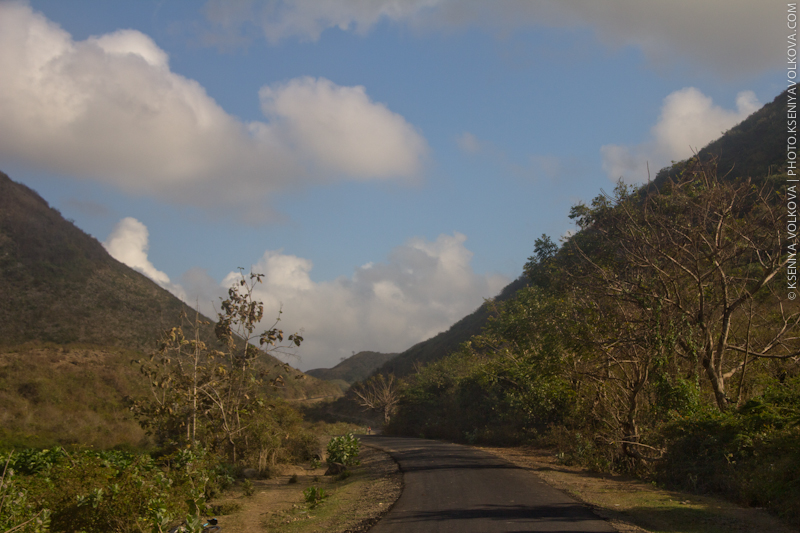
0, 2, 427, 222
260, 77, 426, 180
201, 0, 783, 79
179, 233, 509, 370
601, 88, 761, 183
104, 217, 187, 299
105, 216, 509, 370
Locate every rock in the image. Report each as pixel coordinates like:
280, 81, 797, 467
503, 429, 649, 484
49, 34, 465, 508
324, 462, 347, 476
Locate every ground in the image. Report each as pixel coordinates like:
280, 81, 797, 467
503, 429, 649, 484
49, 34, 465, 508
210, 444, 401, 533
480, 445, 798, 533
208, 441, 798, 533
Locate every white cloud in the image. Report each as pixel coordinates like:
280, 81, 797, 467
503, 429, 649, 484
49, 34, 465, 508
183, 233, 509, 370
104, 217, 187, 299
201, 0, 784, 79
0, 3, 427, 222
601, 88, 761, 183
260, 77, 427, 180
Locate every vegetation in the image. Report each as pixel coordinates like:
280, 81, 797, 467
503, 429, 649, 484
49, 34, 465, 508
387, 155, 800, 525
0, 271, 327, 532
325, 433, 361, 468
352, 374, 401, 423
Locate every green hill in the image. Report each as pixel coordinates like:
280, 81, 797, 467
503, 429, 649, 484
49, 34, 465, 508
0, 171, 341, 447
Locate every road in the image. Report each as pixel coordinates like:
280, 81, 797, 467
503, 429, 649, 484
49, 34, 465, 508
362, 436, 617, 533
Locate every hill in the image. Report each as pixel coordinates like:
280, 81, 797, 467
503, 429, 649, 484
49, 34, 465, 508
306, 351, 399, 388
0, 171, 341, 446
653, 88, 787, 185
372, 276, 528, 378
374, 87, 788, 381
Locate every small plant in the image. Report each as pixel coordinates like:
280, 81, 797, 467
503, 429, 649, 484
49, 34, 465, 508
310, 457, 321, 469
303, 486, 328, 508
242, 479, 255, 497
326, 433, 360, 467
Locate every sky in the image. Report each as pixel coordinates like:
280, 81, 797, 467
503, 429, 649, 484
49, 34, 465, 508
0, 0, 789, 370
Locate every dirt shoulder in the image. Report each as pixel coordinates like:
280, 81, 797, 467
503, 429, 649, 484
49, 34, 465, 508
478, 445, 798, 533
211, 444, 402, 533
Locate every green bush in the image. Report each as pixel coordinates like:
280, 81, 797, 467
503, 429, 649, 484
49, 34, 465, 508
0, 447, 226, 533
658, 378, 800, 527
326, 433, 360, 466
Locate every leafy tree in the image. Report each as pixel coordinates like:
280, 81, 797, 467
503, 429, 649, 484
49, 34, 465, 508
130, 270, 303, 462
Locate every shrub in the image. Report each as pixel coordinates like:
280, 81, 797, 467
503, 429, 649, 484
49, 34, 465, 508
326, 433, 360, 467
303, 486, 328, 508
0, 447, 227, 533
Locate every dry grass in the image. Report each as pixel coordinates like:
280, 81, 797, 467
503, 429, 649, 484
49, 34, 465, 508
0, 342, 148, 449
212, 445, 401, 533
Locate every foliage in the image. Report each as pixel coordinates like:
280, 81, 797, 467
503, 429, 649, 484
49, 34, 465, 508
0, 447, 226, 533
387, 286, 576, 445
657, 376, 800, 524
326, 434, 360, 467
303, 486, 328, 508
129, 270, 305, 464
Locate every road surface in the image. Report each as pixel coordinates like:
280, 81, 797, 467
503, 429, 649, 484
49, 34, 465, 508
362, 436, 617, 533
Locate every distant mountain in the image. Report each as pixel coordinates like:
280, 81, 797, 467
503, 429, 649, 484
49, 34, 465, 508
306, 351, 399, 388
374, 276, 529, 378
0, 171, 341, 446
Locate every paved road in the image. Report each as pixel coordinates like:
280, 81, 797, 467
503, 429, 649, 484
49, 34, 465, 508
362, 436, 617, 533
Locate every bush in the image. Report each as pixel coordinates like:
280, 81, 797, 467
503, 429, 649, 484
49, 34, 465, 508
303, 486, 328, 508
657, 378, 800, 527
0, 447, 227, 533
326, 433, 360, 466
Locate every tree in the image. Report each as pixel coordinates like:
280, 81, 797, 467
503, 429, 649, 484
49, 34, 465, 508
352, 373, 400, 424
565, 157, 798, 412
130, 270, 304, 462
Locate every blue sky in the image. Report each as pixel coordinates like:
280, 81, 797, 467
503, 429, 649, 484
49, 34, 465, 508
0, 0, 788, 369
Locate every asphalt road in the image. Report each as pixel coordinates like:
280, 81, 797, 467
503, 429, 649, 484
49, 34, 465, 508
362, 436, 617, 533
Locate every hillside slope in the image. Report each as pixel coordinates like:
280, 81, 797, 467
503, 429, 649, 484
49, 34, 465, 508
0, 171, 192, 349
0, 172, 340, 446
375, 87, 788, 381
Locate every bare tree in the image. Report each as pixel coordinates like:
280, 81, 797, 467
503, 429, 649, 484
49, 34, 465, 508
567, 157, 799, 412
352, 373, 400, 424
